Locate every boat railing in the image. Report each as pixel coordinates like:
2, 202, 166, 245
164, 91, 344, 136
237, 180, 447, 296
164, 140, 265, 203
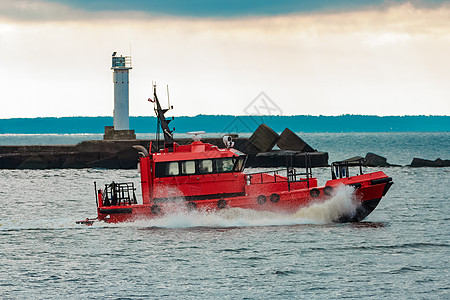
331, 158, 364, 179
245, 153, 314, 190
246, 168, 310, 184
101, 182, 137, 206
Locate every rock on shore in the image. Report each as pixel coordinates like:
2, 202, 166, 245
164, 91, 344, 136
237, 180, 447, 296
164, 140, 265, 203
410, 158, 450, 167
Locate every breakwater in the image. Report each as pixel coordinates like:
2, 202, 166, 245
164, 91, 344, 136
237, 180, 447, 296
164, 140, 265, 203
0, 124, 331, 169
1, 129, 447, 170
0, 138, 329, 169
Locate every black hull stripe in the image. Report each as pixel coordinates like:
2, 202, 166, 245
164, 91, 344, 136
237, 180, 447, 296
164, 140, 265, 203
99, 208, 133, 214
382, 181, 394, 196
370, 177, 393, 185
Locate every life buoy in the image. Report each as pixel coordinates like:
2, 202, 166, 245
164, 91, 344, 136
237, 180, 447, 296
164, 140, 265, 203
270, 193, 280, 203
257, 195, 267, 205
324, 186, 333, 196
187, 201, 197, 211
310, 188, 320, 198
217, 199, 227, 209
151, 204, 161, 215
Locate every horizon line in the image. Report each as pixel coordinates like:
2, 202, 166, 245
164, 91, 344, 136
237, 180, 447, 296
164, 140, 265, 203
1, 114, 450, 120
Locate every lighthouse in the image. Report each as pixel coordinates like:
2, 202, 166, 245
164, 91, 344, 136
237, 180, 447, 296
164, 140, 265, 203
104, 52, 136, 140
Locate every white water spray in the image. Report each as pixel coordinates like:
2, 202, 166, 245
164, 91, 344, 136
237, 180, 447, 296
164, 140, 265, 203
292, 185, 358, 223
115, 185, 359, 229
0, 186, 359, 231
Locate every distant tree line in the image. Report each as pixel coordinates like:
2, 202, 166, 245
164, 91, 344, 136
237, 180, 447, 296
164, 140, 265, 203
0, 115, 448, 134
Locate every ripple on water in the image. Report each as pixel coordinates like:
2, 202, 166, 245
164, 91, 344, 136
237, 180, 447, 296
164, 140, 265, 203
0, 143, 449, 299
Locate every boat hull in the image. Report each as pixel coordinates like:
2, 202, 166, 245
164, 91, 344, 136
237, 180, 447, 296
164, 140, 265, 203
96, 172, 393, 224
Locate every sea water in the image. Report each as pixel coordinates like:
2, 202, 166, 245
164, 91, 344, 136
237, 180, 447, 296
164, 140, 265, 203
0, 132, 449, 299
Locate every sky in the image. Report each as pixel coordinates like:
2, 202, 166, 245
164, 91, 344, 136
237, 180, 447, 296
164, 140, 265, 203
0, 0, 449, 118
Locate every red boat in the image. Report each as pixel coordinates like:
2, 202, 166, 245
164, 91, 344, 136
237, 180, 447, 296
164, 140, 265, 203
78, 87, 393, 225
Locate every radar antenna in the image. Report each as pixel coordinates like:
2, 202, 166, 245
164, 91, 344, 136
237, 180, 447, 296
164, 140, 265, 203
150, 84, 174, 150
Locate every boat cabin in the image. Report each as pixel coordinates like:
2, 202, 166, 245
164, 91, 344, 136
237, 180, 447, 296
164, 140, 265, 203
138, 141, 248, 204
153, 142, 246, 177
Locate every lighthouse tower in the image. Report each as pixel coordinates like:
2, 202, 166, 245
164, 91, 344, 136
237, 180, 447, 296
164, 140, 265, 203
104, 52, 136, 140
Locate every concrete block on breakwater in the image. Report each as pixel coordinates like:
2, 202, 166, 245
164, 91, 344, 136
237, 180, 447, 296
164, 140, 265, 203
245, 150, 329, 168
246, 124, 280, 153
277, 128, 315, 152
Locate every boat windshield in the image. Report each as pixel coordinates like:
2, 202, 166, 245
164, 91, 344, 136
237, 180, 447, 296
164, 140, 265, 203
155, 156, 246, 177
216, 157, 234, 172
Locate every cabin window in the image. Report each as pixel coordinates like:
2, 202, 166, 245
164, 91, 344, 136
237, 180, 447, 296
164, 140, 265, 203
181, 160, 196, 175
233, 156, 245, 172
155, 155, 246, 178
166, 162, 179, 176
215, 156, 246, 173
199, 159, 213, 173
216, 157, 235, 172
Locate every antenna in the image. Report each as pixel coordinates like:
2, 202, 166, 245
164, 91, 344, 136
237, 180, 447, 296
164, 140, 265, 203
151, 80, 155, 102
167, 85, 172, 110
151, 83, 174, 150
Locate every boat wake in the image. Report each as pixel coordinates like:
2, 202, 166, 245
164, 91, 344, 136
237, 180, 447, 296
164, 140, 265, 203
0, 186, 358, 231
120, 185, 359, 229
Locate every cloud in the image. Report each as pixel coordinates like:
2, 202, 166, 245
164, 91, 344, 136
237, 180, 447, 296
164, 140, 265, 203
0, 2, 449, 117
0, 0, 150, 22
2, 0, 450, 21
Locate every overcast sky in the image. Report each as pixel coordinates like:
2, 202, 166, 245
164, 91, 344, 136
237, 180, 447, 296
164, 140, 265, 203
0, 0, 449, 118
